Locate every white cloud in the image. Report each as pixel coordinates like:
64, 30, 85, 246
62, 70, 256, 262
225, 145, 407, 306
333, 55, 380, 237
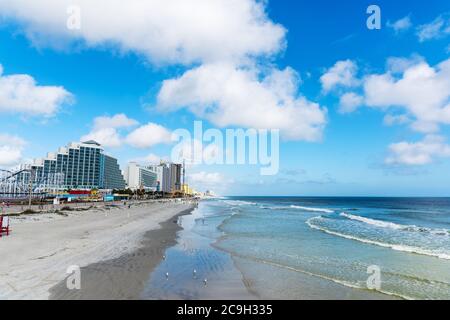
364, 57, 450, 133
417, 13, 450, 42
386, 55, 424, 74
0, 146, 22, 167
187, 171, 234, 194
189, 171, 224, 184
143, 153, 164, 164
0, 0, 285, 65
171, 138, 223, 165
338, 92, 363, 113
1, 1, 328, 143
387, 16, 412, 33
0, 63, 72, 116
383, 114, 411, 126
81, 127, 122, 148
325, 56, 450, 133
158, 63, 327, 141
0, 134, 26, 166
126, 123, 172, 148
320, 60, 359, 93
130, 153, 169, 165
82, 115, 173, 149
0, 134, 26, 147
81, 114, 139, 148
323, 56, 450, 168
93, 113, 138, 130
386, 135, 450, 166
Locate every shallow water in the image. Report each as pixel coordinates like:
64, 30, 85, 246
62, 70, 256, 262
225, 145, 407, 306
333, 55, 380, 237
141, 204, 254, 299
144, 197, 450, 300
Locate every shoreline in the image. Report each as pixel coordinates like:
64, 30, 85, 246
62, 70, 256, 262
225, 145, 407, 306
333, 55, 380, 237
49, 206, 195, 300
3, 197, 431, 300
0, 200, 196, 300
139, 202, 256, 300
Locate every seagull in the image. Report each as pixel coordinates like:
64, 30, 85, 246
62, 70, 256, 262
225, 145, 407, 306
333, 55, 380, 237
203, 278, 207, 286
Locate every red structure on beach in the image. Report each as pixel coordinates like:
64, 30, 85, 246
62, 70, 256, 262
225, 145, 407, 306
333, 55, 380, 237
69, 190, 92, 195
0, 216, 10, 236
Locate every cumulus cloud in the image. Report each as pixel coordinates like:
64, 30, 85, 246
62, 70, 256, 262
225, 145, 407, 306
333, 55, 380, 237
126, 123, 172, 148
81, 114, 138, 148
92, 113, 138, 130
416, 13, 450, 42
187, 171, 233, 194
385, 135, 450, 166
0, 63, 72, 116
364, 57, 450, 133
325, 56, 450, 132
0, 134, 27, 166
0, 0, 285, 65
130, 153, 169, 165
81, 127, 122, 148
158, 63, 327, 141
187, 171, 234, 193
82, 114, 173, 149
386, 55, 424, 74
320, 60, 359, 93
338, 92, 363, 113
171, 138, 223, 166
0, 0, 328, 142
383, 114, 411, 126
322, 56, 450, 168
189, 171, 225, 184
387, 16, 412, 33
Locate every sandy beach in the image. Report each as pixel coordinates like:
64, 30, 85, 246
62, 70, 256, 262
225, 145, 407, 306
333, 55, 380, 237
0, 200, 196, 300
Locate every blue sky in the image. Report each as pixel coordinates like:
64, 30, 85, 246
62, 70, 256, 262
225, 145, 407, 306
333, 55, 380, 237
0, 0, 449, 196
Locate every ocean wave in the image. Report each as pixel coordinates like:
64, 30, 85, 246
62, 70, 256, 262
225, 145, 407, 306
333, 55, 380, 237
306, 217, 450, 260
290, 205, 334, 213
340, 212, 450, 236
255, 204, 335, 213
340, 212, 404, 230
221, 200, 257, 206
259, 205, 289, 211
230, 207, 242, 215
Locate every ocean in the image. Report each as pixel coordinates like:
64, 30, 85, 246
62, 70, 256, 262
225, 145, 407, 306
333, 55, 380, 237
143, 197, 450, 300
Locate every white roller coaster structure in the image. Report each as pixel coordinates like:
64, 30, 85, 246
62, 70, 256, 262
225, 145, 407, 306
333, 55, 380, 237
0, 168, 65, 200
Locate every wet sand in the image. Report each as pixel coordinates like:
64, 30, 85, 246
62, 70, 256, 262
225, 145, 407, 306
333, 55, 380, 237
140, 206, 256, 300
49, 208, 194, 299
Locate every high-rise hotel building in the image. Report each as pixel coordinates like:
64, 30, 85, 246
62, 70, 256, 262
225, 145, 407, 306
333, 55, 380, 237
22, 140, 126, 191
100, 154, 127, 190
124, 162, 158, 191
146, 163, 181, 193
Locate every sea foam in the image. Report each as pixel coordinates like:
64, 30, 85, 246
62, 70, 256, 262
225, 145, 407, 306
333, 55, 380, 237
340, 212, 449, 236
290, 205, 334, 213
306, 217, 450, 260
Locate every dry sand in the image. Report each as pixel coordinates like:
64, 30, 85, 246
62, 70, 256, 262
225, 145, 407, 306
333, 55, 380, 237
0, 200, 196, 300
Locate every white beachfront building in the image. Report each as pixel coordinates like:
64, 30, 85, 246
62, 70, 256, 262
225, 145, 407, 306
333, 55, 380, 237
124, 162, 157, 191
